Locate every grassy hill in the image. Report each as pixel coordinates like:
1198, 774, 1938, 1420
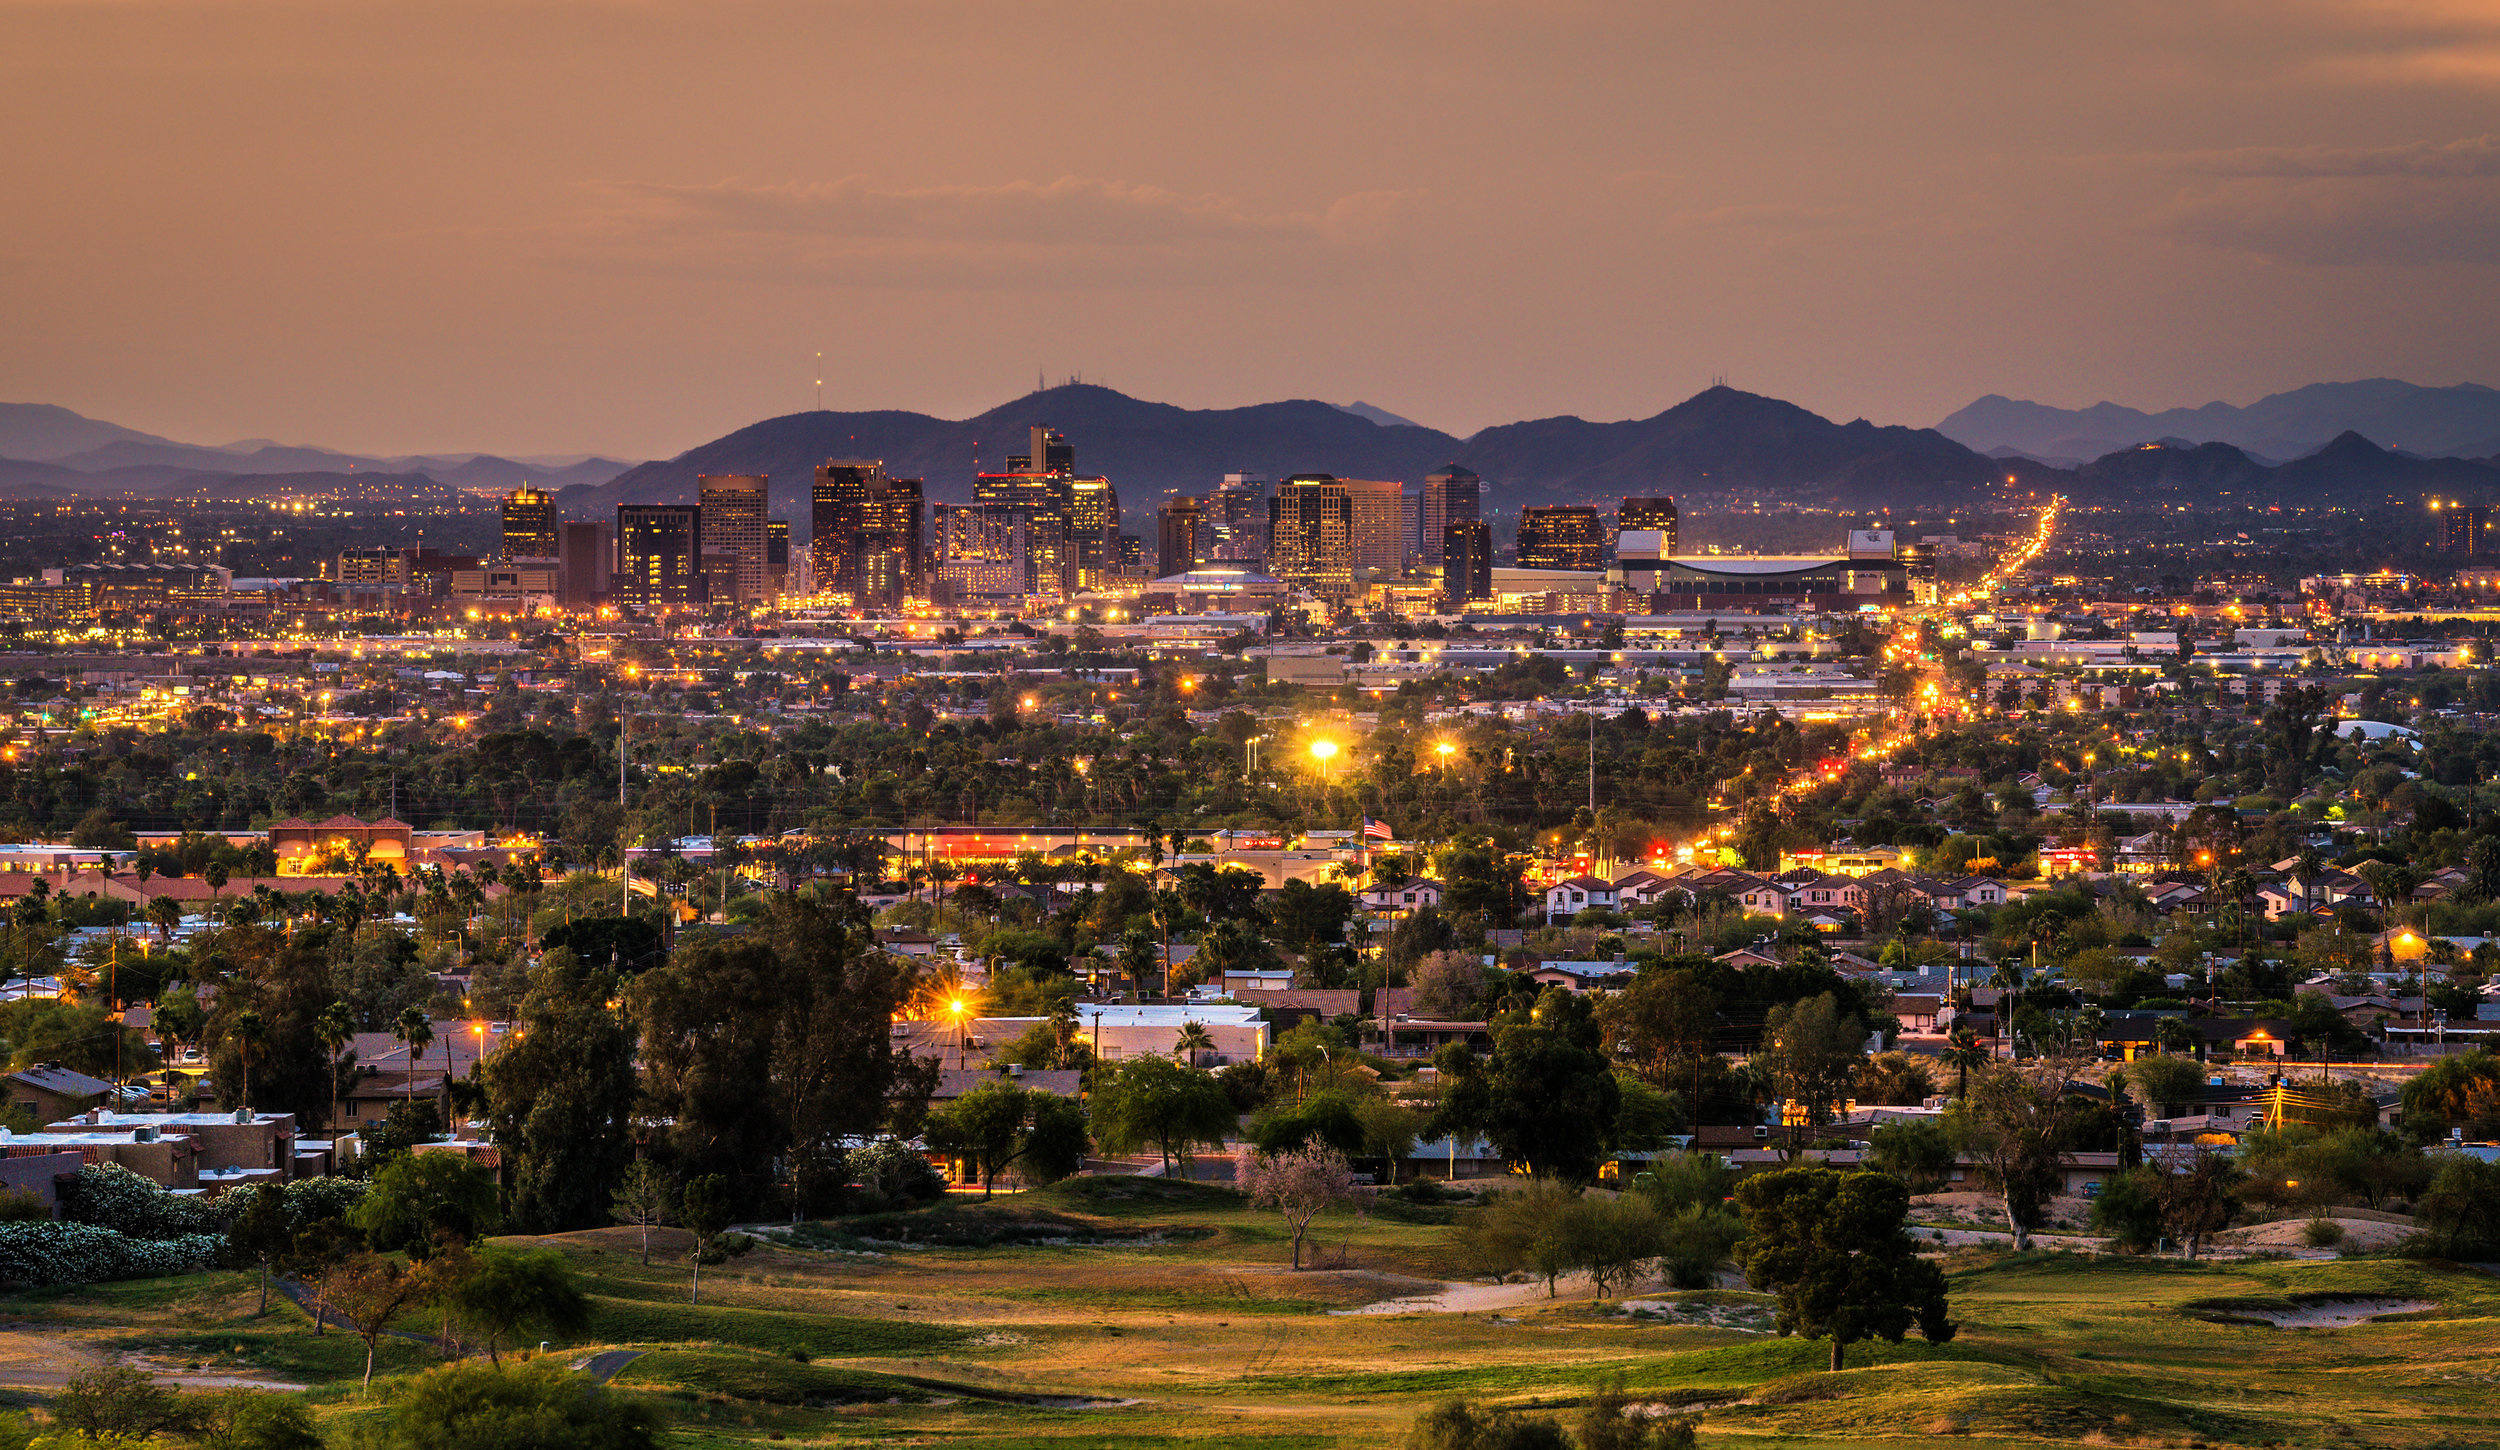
4, 1179, 2496, 1447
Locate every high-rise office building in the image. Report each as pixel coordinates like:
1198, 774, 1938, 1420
1442, 519, 1494, 609
501, 486, 558, 562
1421, 466, 1481, 568
697, 474, 770, 603
973, 470, 1071, 597
1206, 475, 1269, 563
616, 505, 704, 609
1340, 477, 1404, 578
2443, 505, 2490, 555
813, 461, 925, 607
1618, 496, 1679, 555
933, 502, 1032, 604
557, 521, 610, 607
1268, 475, 1356, 596
1156, 495, 1204, 577
1517, 505, 1608, 570
1005, 425, 1074, 475
766, 520, 791, 598
1067, 476, 1122, 590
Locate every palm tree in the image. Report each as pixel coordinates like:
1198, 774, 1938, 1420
393, 1006, 433, 1115
315, 1001, 355, 1131
145, 895, 182, 945
232, 1010, 265, 1110
1175, 1020, 1214, 1070
1943, 1026, 1989, 1101
1149, 887, 1183, 1001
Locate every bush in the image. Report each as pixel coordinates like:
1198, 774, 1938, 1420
0, 1221, 223, 1287
2090, 1166, 2166, 1253
2410, 1156, 2500, 1259
52, 1364, 193, 1440
58, 1163, 229, 1240
2301, 1216, 2346, 1248
391, 1359, 661, 1450
843, 1140, 946, 1213
1656, 1202, 1743, 1290
1406, 1398, 1572, 1450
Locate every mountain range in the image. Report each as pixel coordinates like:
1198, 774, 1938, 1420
572, 383, 2035, 520
0, 402, 636, 501
9, 380, 2500, 521
1937, 380, 2500, 465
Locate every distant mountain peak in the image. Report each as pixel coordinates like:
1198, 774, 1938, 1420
1334, 401, 1427, 431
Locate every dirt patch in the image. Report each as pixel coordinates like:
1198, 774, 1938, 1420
0, 1326, 306, 1391
2217, 1217, 2412, 1255
1331, 1274, 1600, 1315
2186, 1295, 2437, 1329
1618, 1298, 1775, 1332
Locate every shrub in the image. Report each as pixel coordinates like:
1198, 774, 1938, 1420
2090, 1166, 2166, 1253
1656, 1202, 1743, 1290
52, 1365, 193, 1440
843, 1140, 946, 1212
58, 1163, 229, 1240
2410, 1156, 2500, 1259
391, 1359, 661, 1450
1405, 1397, 1571, 1450
0, 1221, 223, 1287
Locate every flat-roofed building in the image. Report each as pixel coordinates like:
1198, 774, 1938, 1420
697, 473, 770, 603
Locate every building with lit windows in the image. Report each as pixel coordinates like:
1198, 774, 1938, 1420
615, 505, 704, 609
1267, 475, 1355, 596
500, 486, 558, 562
1421, 466, 1480, 568
697, 473, 769, 603
1617, 496, 1677, 555
1516, 506, 1607, 570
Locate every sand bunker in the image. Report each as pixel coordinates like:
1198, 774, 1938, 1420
2236, 1297, 2434, 1328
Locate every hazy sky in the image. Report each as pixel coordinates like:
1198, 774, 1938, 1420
8, 0, 2500, 458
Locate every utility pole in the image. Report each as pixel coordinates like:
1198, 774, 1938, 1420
619, 715, 631, 917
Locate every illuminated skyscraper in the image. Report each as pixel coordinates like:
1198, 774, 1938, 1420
1442, 519, 1493, 609
1618, 496, 1679, 555
933, 502, 1032, 604
1156, 495, 1203, 576
1067, 476, 1122, 590
1517, 505, 1608, 570
1205, 475, 1268, 563
616, 505, 704, 608
1268, 475, 1355, 596
1420, 466, 1480, 568
1340, 477, 1404, 578
811, 461, 925, 606
697, 473, 769, 603
2443, 504, 2490, 556
500, 486, 558, 562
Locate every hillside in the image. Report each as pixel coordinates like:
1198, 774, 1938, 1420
1941, 379, 2500, 462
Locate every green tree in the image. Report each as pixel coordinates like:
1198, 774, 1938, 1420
449, 1244, 592, 1364
481, 953, 637, 1233
390, 1359, 660, 1450
350, 1151, 500, 1258
1403, 1398, 1571, 1450
923, 1081, 1090, 1197
1735, 1166, 1955, 1371
1759, 993, 1866, 1141
223, 1181, 295, 1316
678, 1172, 752, 1306
1435, 990, 1621, 1183
1864, 1119, 1956, 1193
2413, 1155, 2500, 1258
609, 1159, 672, 1267
631, 895, 929, 1216
1089, 1055, 1237, 1176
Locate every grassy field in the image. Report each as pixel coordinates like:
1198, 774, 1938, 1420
5, 1178, 2498, 1448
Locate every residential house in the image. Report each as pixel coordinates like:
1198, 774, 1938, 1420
1543, 876, 1617, 918
1528, 960, 1636, 994
49, 1110, 302, 1184
1360, 878, 1445, 915
7, 1065, 116, 1123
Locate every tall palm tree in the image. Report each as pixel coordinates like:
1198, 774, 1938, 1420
232, 1009, 265, 1111
315, 1001, 355, 1131
1943, 1026, 1989, 1100
1175, 1020, 1215, 1070
393, 1006, 433, 1116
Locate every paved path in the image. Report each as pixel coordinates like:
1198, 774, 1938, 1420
576, 1349, 645, 1384
1331, 1273, 1602, 1315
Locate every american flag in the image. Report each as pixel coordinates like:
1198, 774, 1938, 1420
1362, 817, 1394, 841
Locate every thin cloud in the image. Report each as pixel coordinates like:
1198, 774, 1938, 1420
2149, 173, 2500, 265
549, 175, 1419, 289
2173, 134, 2500, 177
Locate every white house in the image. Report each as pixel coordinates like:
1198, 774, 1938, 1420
1362, 878, 1446, 914
1544, 875, 1617, 917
